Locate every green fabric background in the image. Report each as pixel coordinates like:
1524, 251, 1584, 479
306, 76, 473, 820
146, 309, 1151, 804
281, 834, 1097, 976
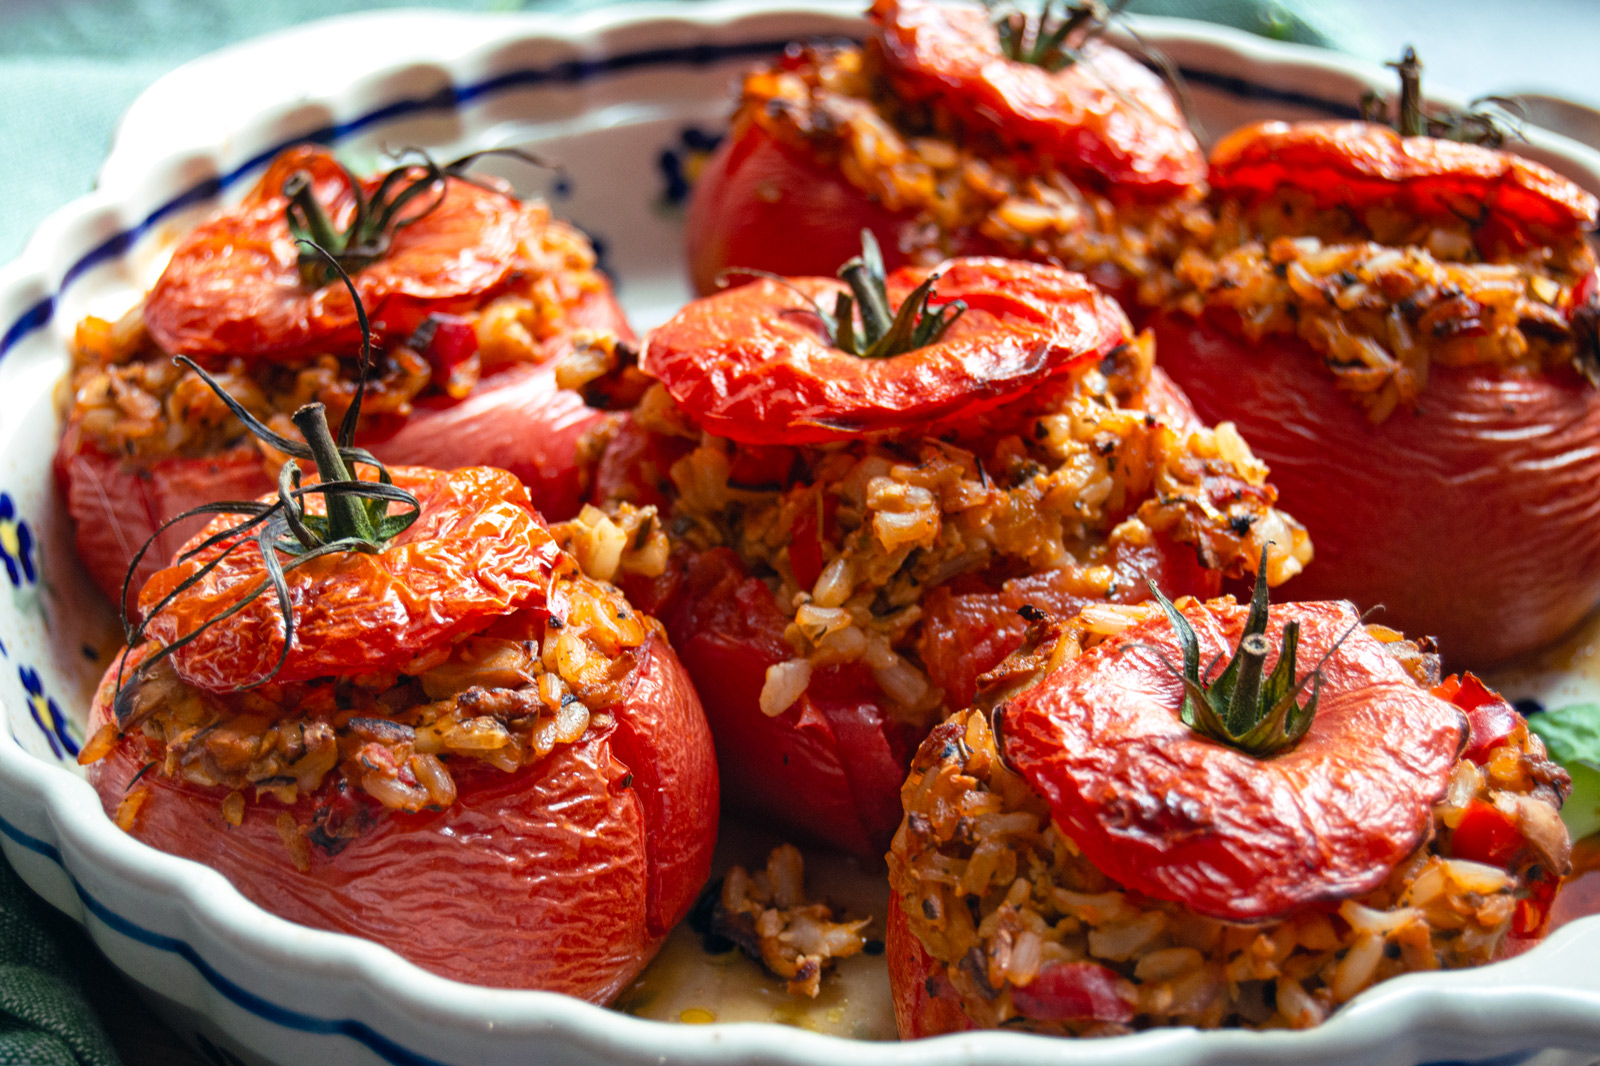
0, 1, 1348, 1062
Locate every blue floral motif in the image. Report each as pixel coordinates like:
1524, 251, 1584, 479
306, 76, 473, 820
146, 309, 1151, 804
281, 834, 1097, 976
0, 493, 37, 588
19, 666, 77, 759
657, 126, 723, 207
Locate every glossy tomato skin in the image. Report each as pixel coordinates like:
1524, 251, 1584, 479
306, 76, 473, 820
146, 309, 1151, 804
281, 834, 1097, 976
87, 628, 717, 999
1003, 598, 1464, 922
624, 548, 912, 858
684, 122, 931, 297
144, 145, 523, 363
57, 285, 630, 608
643, 259, 1130, 446
1149, 311, 1600, 666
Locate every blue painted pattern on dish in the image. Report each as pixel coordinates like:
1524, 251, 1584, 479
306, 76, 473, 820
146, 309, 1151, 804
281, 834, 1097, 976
657, 126, 724, 207
18, 666, 77, 759
0, 493, 36, 588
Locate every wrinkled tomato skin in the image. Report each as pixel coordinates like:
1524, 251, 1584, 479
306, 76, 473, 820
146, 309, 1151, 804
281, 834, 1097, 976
56, 287, 630, 608
53, 433, 271, 615
644, 261, 1129, 446
144, 467, 566, 692
1004, 599, 1463, 922
1210, 121, 1598, 254
625, 549, 911, 858
684, 123, 932, 298
1149, 311, 1600, 666
887, 892, 976, 1039
145, 146, 521, 363
872, 0, 1203, 199
87, 630, 717, 999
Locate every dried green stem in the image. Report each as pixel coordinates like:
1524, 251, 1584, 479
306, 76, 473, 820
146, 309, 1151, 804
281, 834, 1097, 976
292, 403, 374, 543
1145, 550, 1341, 757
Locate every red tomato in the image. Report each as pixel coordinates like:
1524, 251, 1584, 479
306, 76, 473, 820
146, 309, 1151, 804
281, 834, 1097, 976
1451, 800, 1523, 868
1003, 598, 1464, 921
1150, 313, 1600, 666
145, 145, 523, 361
87, 628, 716, 998
141, 467, 563, 691
1152, 120, 1600, 665
1007, 961, 1137, 1024
57, 145, 633, 609
85, 463, 718, 997
684, 122, 920, 298
684, 0, 1200, 295
642, 259, 1130, 445
625, 549, 911, 858
886, 892, 975, 1038
1211, 120, 1598, 255
872, 0, 1202, 198
1434, 672, 1522, 762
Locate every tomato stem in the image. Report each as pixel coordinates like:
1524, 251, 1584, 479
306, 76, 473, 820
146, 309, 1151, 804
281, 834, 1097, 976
1359, 47, 1520, 147
283, 147, 546, 289
830, 231, 967, 360
987, 0, 1124, 72
292, 403, 376, 544
1392, 46, 1424, 138
1145, 550, 1354, 757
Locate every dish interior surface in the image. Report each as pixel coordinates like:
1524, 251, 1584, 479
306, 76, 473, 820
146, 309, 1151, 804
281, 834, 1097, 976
3, 5, 1600, 1065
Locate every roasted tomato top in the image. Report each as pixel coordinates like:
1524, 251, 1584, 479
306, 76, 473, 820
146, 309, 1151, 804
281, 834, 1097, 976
870, 0, 1203, 198
1210, 120, 1599, 254
145, 145, 524, 362
141, 466, 562, 692
1002, 598, 1463, 922
640, 258, 1131, 445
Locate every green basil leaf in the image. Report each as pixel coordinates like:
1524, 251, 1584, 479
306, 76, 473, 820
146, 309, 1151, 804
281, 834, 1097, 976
1527, 702, 1600, 771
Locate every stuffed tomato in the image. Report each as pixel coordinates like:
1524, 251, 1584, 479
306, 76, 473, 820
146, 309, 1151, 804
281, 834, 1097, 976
888, 576, 1571, 1037
1145, 77, 1600, 665
58, 144, 630, 608
79, 378, 717, 999
685, 0, 1206, 303
569, 242, 1308, 857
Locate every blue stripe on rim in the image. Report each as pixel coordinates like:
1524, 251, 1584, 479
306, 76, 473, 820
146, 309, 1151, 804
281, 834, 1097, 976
0, 812, 448, 1066
0, 31, 1365, 364
0, 806, 1548, 1066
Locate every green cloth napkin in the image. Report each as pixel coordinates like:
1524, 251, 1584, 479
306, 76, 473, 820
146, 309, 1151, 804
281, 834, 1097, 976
0, 2, 1351, 1063
0, 859, 119, 1066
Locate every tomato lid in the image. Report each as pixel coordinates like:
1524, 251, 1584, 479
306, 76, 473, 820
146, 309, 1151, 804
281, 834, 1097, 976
640, 256, 1130, 445
144, 145, 524, 362
1002, 598, 1463, 921
870, 0, 1204, 198
1211, 120, 1598, 247
139, 465, 562, 692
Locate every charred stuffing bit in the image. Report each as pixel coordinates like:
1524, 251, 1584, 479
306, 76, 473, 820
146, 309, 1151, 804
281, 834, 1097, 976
706, 844, 871, 997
